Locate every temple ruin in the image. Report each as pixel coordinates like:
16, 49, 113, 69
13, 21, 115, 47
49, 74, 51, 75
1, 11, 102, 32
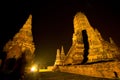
2, 14, 35, 70
53, 12, 120, 78
54, 46, 65, 66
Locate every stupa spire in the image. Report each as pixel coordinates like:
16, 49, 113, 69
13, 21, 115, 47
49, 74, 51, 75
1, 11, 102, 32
109, 37, 115, 44
20, 14, 32, 30
61, 46, 65, 61
54, 49, 62, 66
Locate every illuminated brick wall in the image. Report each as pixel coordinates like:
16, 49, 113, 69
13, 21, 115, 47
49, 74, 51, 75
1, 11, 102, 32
59, 61, 120, 78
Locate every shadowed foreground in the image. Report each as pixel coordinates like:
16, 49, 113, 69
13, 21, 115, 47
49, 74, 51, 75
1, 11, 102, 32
24, 71, 119, 80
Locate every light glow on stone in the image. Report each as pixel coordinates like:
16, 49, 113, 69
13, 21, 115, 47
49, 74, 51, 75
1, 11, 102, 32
31, 66, 37, 72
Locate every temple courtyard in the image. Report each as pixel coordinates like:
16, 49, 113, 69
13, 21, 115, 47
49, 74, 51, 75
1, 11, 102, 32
24, 70, 119, 80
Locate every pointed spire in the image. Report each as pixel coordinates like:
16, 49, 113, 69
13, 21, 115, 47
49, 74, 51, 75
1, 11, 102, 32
61, 46, 65, 60
21, 14, 32, 30
109, 37, 115, 44
73, 12, 91, 29
56, 49, 61, 59
3, 14, 35, 59
14, 14, 33, 42
54, 49, 62, 66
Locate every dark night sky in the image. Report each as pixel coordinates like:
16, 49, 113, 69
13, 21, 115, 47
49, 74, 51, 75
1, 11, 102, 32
0, 0, 120, 65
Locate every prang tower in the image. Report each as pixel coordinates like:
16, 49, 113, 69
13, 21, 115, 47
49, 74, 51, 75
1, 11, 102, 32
63, 12, 119, 65
3, 14, 35, 61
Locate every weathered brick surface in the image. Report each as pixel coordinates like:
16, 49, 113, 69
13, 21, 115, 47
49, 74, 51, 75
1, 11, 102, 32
59, 61, 120, 78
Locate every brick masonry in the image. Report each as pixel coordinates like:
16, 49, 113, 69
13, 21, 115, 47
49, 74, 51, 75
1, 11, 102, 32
59, 61, 120, 78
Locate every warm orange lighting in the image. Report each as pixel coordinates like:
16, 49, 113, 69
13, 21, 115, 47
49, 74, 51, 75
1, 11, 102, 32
30, 65, 37, 72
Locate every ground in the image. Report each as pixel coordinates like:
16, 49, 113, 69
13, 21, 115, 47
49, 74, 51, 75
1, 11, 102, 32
24, 70, 119, 80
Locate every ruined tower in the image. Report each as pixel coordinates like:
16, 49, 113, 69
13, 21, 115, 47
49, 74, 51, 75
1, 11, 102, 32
3, 14, 35, 61
52, 12, 120, 78
64, 12, 120, 65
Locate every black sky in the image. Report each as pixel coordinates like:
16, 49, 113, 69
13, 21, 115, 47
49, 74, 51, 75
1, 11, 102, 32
0, 0, 120, 65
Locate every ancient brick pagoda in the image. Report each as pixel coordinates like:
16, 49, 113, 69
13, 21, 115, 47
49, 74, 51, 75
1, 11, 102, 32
3, 14, 35, 68
53, 12, 120, 78
62, 12, 120, 65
